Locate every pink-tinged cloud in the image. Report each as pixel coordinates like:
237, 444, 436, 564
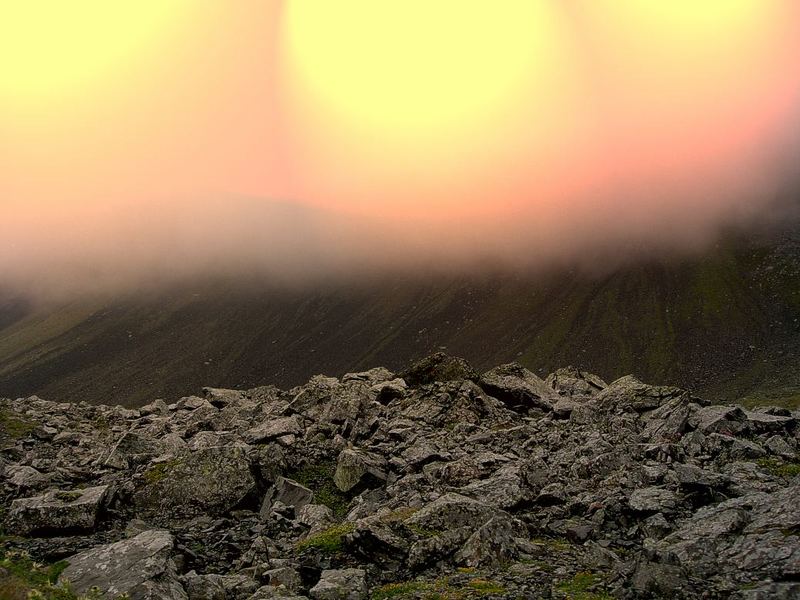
1, 1, 800, 297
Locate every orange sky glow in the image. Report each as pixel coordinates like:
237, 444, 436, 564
2, 1, 800, 294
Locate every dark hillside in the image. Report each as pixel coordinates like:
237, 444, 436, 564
1, 227, 799, 407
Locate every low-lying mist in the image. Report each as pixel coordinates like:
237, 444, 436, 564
4, 2, 800, 300
2, 166, 800, 301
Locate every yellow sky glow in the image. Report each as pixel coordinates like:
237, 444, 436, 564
0, 1, 190, 108
1, 1, 799, 285
282, 1, 566, 148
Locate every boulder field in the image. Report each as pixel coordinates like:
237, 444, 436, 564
1, 353, 799, 599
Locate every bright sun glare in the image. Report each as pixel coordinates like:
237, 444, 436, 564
0, 2, 187, 106
282, 1, 565, 148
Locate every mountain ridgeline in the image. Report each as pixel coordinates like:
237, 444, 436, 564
0, 226, 799, 407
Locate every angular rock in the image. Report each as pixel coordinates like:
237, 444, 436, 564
297, 503, 336, 533
262, 566, 303, 592
134, 446, 257, 519
765, 434, 796, 459
103, 431, 163, 469
457, 465, 528, 510
745, 410, 796, 434
595, 376, 688, 413
247, 415, 304, 444
333, 448, 387, 493
454, 516, 525, 567
406, 493, 497, 532
60, 529, 187, 599
3, 464, 50, 490
690, 405, 748, 435
310, 568, 367, 600
183, 572, 226, 600
261, 476, 314, 516
478, 363, 556, 412
399, 353, 478, 387
545, 367, 607, 397
342, 367, 394, 386
657, 484, 800, 583
628, 487, 679, 513
371, 379, 407, 404
6, 485, 109, 535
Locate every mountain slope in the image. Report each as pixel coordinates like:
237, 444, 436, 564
1, 228, 799, 407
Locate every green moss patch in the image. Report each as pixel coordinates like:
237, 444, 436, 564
372, 581, 429, 599
555, 572, 613, 600
295, 522, 355, 554
0, 408, 35, 442
290, 461, 351, 519
756, 457, 800, 478
0, 550, 81, 600
371, 575, 506, 599
531, 536, 572, 553
406, 523, 442, 538
142, 459, 182, 485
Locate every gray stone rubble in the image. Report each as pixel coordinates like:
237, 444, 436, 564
1, 352, 799, 598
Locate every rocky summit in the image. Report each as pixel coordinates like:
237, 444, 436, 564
1, 353, 799, 599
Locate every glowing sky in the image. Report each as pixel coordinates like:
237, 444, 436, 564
2, 1, 800, 294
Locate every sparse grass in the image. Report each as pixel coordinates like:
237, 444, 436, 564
466, 578, 506, 595
406, 523, 442, 538
519, 559, 555, 572
755, 457, 800, 478
54, 491, 83, 503
379, 507, 419, 524
372, 581, 428, 599
0, 407, 35, 441
531, 536, 572, 552
371, 576, 506, 600
290, 461, 351, 519
0, 550, 82, 600
555, 572, 613, 600
738, 392, 800, 410
295, 522, 355, 554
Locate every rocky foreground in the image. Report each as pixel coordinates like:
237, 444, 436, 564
1, 353, 799, 599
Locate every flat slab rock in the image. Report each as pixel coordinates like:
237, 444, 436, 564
6, 484, 109, 535
59, 529, 187, 600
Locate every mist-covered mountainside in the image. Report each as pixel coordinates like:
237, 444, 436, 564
1, 226, 799, 408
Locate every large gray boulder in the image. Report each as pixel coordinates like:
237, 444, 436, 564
595, 376, 689, 413
690, 405, 748, 435
456, 465, 528, 510
545, 366, 607, 397
478, 363, 556, 412
657, 484, 800, 584
6, 485, 109, 535
333, 448, 387, 493
454, 515, 528, 568
246, 415, 304, 444
399, 353, 478, 387
60, 529, 187, 599
134, 446, 257, 519
406, 493, 498, 532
